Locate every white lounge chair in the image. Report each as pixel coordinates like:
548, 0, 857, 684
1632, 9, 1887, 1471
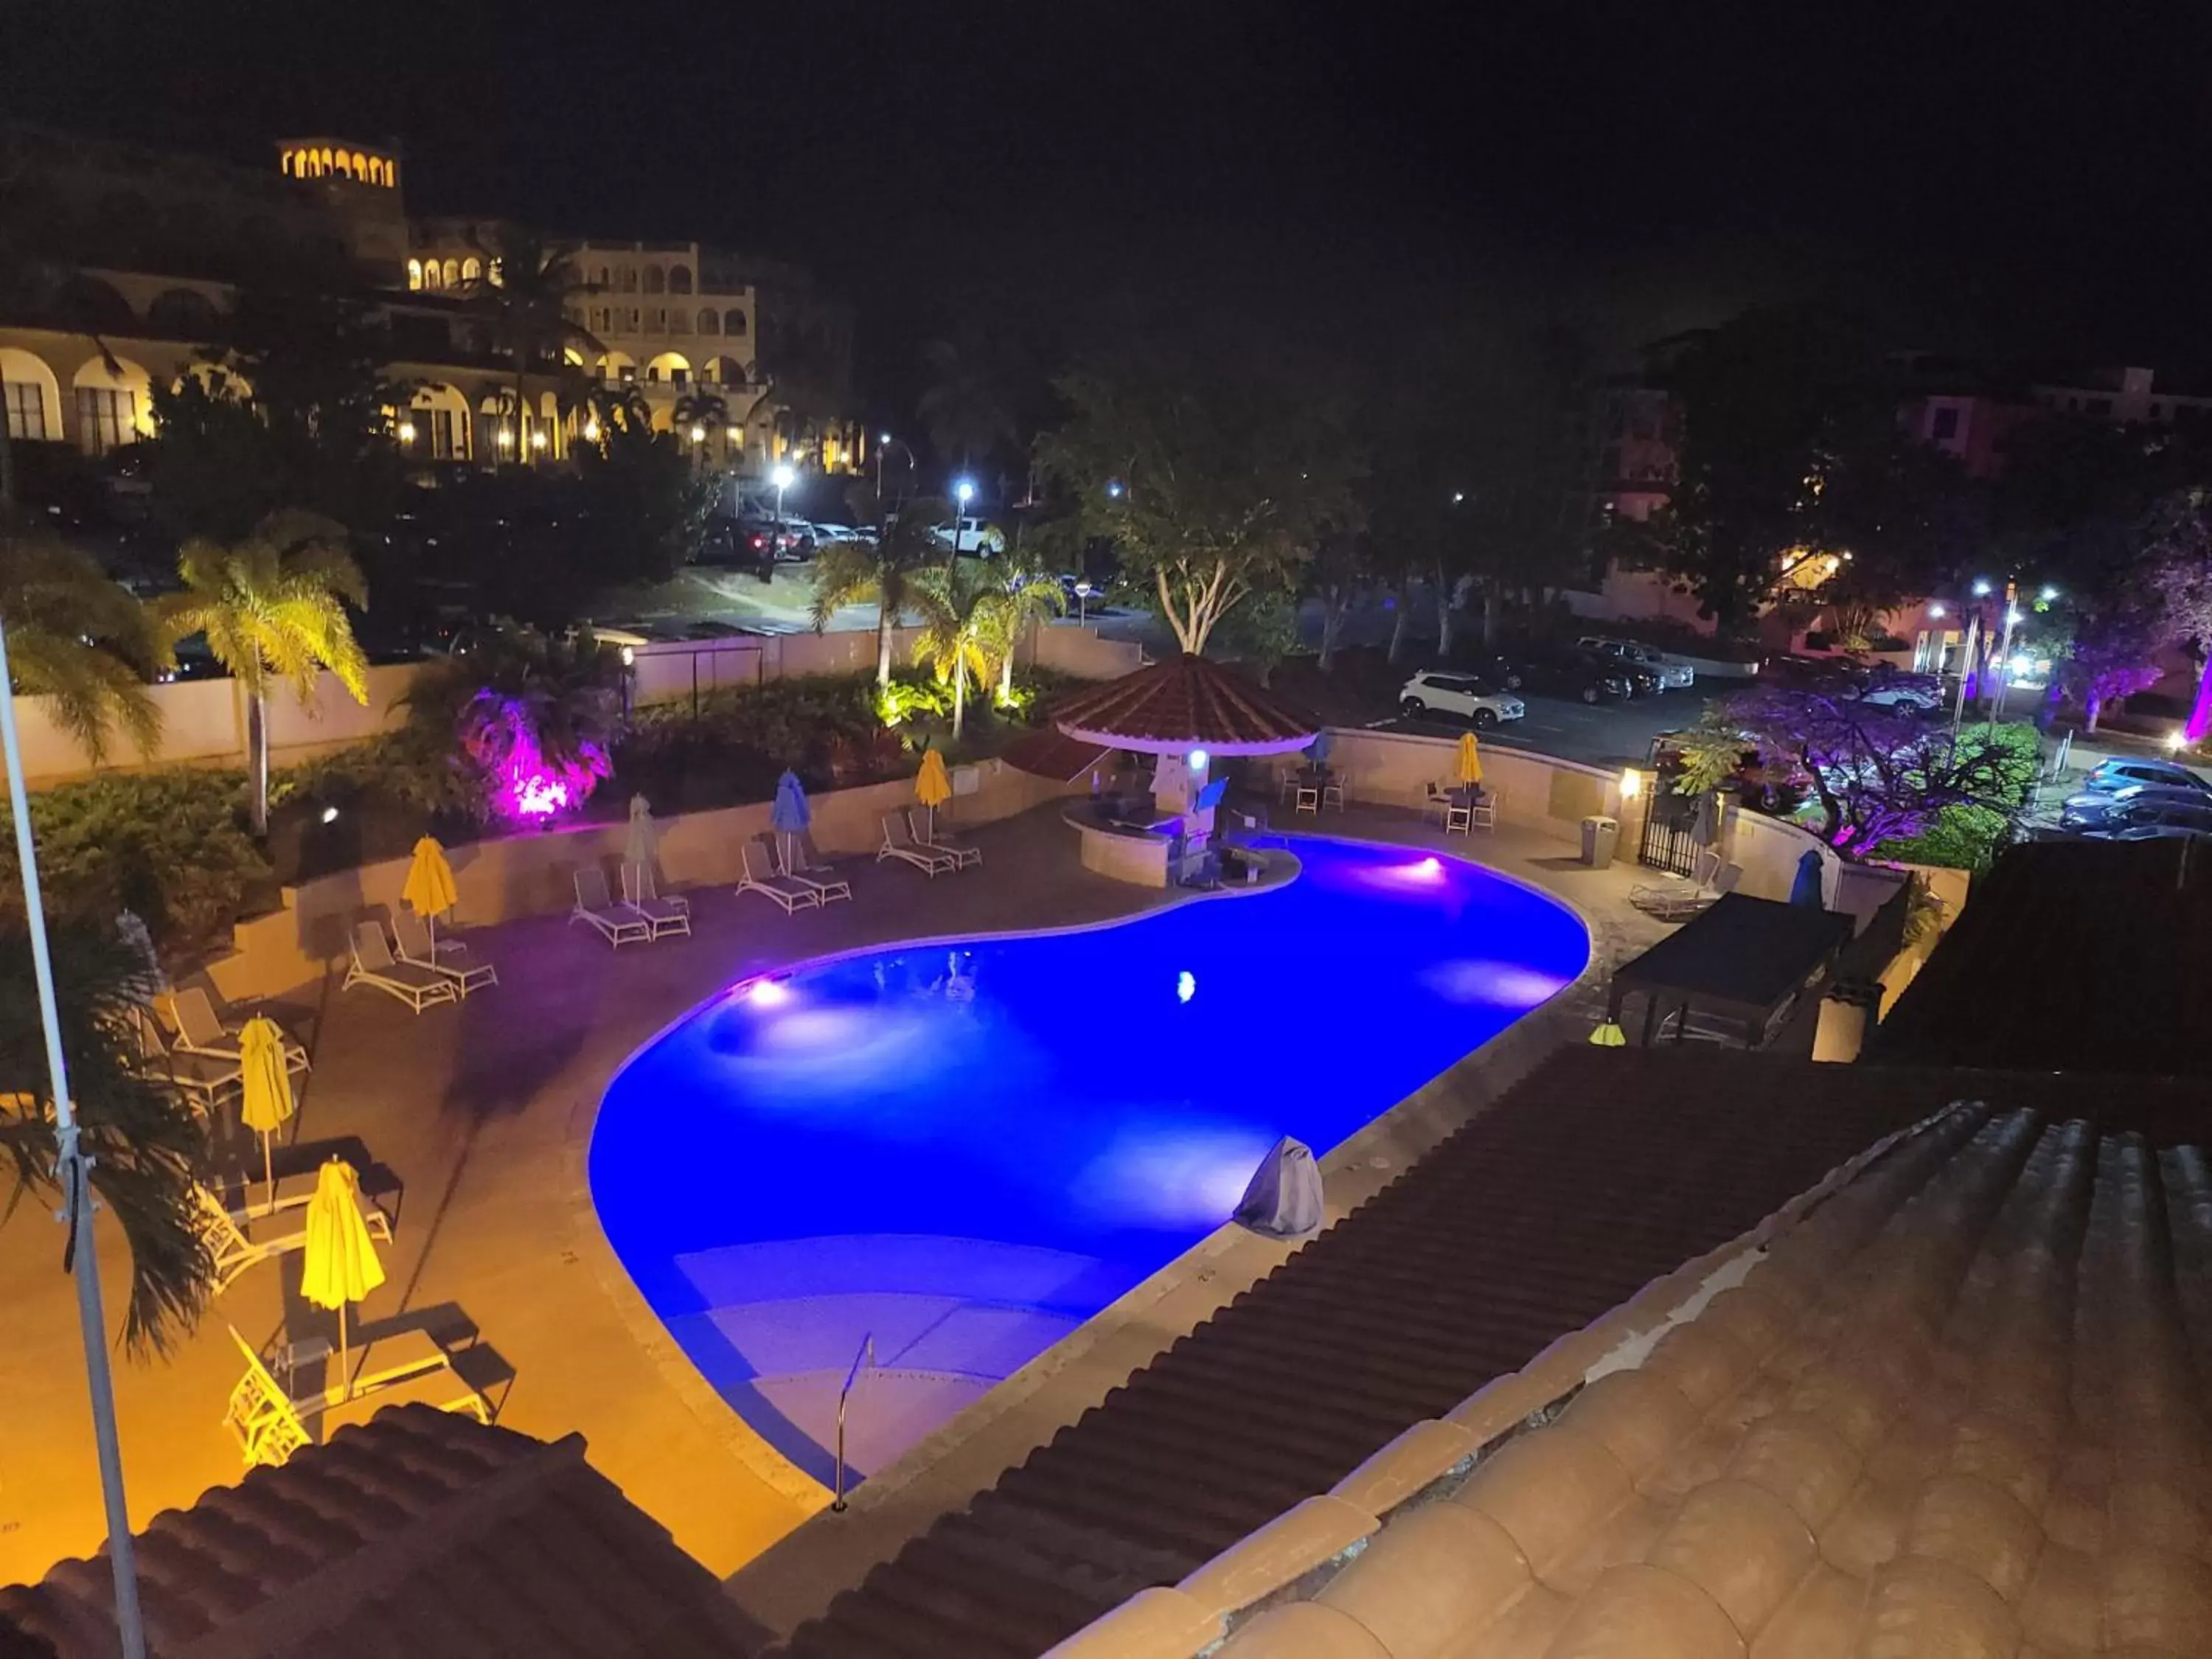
231, 1161, 402, 1237
910, 810, 981, 869
167, 987, 311, 1075
739, 838, 823, 913
223, 1325, 487, 1469
877, 812, 959, 877
620, 861, 692, 938
1635, 860, 1743, 921
195, 1184, 313, 1293
780, 833, 852, 903
131, 1006, 241, 1113
389, 910, 499, 996
571, 868, 655, 948
344, 922, 460, 1011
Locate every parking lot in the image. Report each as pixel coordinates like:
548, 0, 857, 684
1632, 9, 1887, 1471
1378, 688, 1706, 768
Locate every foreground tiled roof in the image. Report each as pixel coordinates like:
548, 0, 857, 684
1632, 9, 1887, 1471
1088, 1093, 2212, 1659
1051, 657, 1321, 755
1870, 837, 2212, 1076
998, 728, 1116, 783
0, 1406, 760, 1659
765, 1049, 2062, 1659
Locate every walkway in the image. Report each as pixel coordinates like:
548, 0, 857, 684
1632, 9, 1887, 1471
0, 800, 1662, 1603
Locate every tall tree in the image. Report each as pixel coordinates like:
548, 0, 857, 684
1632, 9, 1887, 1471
810, 496, 951, 686
1035, 339, 1360, 655
910, 556, 998, 740
671, 389, 729, 472
0, 919, 211, 1354
159, 511, 369, 833
0, 529, 161, 762
978, 559, 1065, 704
461, 224, 598, 457
918, 333, 1021, 473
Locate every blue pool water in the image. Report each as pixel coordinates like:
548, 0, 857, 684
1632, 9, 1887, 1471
588, 836, 1588, 1484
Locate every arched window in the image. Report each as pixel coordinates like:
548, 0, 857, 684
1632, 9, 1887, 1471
320, 147, 334, 173
352, 151, 369, 180
407, 258, 424, 291
442, 260, 460, 288
281, 150, 294, 176
594, 266, 611, 289
147, 288, 220, 339
642, 265, 665, 294
724, 309, 749, 338
669, 266, 693, 294
698, 309, 718, 335
616, 267, 637, 293
461, 257, 482, 284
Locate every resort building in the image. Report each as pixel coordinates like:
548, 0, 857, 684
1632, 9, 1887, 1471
0, 123, 859, 476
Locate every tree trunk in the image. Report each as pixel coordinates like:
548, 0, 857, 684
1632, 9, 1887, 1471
1385, 578, 1412, 664
1433, 560, 1455, 661
952, 658, 967, 740
1318, 591, 1346, 672
248, 690, 269, 836
2084, 692, 2103, 735
998, 629, 1017, 704
1481, 582, 1498, 648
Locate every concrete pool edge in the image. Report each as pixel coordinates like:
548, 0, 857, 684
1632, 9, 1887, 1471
566, 846, 1312, 1517
723, 816, 1638, 1638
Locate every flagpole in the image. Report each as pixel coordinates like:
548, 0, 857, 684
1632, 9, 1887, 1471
0, 616, 148, 1659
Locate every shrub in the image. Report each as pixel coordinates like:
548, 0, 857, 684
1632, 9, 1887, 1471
0, 771, 267, 957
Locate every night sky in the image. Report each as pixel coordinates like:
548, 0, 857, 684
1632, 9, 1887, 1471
7, 4, 2211, 396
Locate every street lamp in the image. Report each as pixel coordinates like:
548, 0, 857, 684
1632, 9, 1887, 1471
951, 476, 977, 560
690, 425, 707, 444
397, 420, 417, 445
1106, 479, 1126, 500
771, 462, 796, 528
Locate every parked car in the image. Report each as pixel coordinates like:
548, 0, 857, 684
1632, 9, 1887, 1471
1397, 669, 1526, 728
2078, 757, 2212, 796
807, 521, 858, 547
1576, 636, 1694, 689
1517, 652, 1634, 703
2082, 799, 2212, 840
926, 516, 1006, 555
1462, 653, 1526, 691
2059, 782, 2212, 830
2105, 818, 2212, 842
1851, 675, 1944, 712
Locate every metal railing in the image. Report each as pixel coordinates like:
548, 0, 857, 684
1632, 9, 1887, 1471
830, 1333, 874, 1512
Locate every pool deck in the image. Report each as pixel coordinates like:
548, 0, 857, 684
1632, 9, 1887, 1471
0, 799, 1666, 1604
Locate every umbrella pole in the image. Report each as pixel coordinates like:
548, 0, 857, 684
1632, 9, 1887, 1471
337, 1304, 349, 1401
261, 1131, 274, 1213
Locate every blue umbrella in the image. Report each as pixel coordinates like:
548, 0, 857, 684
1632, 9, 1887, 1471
771, 770, 812, 869
1790, 848, 1826, 908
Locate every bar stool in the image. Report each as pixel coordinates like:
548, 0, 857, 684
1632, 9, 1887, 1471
1295, 783, 1321, 814
1321, 778, 1346, 811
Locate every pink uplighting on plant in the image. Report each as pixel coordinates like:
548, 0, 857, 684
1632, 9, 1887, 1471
511, 771, 572, 818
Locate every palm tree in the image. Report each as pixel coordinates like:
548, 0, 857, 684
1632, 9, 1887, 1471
159, 511, 369, 834
671, 389, 729, 472
461, 223, 600, 457
979, 563, 1066, 706
911, 554, 998, 741
0, 529, 162, 763
810, 495, 951, 688
0, 918, 212, 1354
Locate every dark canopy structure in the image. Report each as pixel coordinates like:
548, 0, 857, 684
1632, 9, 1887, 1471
1051, 655, 1321, 757
1606, 891, 1854, 1046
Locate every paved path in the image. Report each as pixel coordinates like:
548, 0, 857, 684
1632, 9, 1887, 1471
0, 801, 1661, 1595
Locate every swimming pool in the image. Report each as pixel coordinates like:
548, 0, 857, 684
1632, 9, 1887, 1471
588, 835, 1589, 1486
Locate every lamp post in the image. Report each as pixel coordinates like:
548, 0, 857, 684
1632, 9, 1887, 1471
951, 476, 976, 563
771, 462, 795, 531
0, 613, 149, 1659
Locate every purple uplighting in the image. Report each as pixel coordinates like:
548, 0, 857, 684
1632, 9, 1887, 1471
465, 692, 611, 825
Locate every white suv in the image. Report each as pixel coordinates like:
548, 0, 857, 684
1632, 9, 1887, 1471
1398, 670, 1526, 728
1576, 636, 1694, 689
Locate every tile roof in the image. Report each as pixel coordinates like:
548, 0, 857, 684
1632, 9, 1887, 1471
1868, 837, 2212, 1077
0, 1406, 763, 1659
764, 1048, 2055, 1659
1071, 1091, 2212, 1659
998, 729, 1116, 784
1050, 657, 1321, 756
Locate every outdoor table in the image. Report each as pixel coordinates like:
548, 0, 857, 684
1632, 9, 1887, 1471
1604, 892, 1853, 1048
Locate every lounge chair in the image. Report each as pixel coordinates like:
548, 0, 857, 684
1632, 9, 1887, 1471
223, 1325, 487, 1468
1635, 860, 1743, 921
1630, 850, 1720, 911
877, 812, 959, 877
343, 922, 461, 1011
779, 833, 852, 903
230, 1159, 402, 1237
167, 987, 311, 1075
910, 810, 981, 869
195, 1184, 310, 1293
571, 868, 655, 948
131, 1007, 240, 1114
621, 861, 692, 938
739, 838, 823, 913
389, 910, 500, 997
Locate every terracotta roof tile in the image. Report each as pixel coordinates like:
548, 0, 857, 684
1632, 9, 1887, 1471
1049, 657, 1320, 754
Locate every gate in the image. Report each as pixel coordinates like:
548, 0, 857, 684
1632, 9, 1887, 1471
1637, 787, 1709, 875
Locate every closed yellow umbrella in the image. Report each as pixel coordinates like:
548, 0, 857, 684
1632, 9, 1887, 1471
302, 1158, 386, 1397
1589, 1021, 1627, 1046
1455, 731, 1484, 787
402, 836, 459, 951
915, 748, 953, 840
237, 1015, 296, 1210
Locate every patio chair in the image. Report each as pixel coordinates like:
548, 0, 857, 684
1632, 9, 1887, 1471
780, 833, 852, 903
1629, 850, 1721, 912
571, 868, 655, 948
1468, 788, 1499, 832
195, 1184, 311, 1293
1321, 776, 1346, 811
1641, 860, 1743, 922
877, 812, 959, 877
131, 1006, 241, 1114
620, 861, 692, 939
344, 922, 461, 1010
909, 810, 982, 869
739, 838, 824, 913
1422, 782, 1452, 825
222, 1325, 487, 1469
390, 910, 499, 996
167, 987, 310, 1076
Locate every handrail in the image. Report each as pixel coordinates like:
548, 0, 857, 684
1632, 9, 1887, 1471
830, 1332, 874, 1512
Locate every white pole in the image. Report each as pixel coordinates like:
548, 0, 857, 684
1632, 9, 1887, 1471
0, 616, 149, 1659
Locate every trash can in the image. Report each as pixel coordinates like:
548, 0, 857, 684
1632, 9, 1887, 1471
1581, 815, 1619, 869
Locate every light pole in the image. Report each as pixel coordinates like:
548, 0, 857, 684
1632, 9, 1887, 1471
771, 462, 795, 529
951, 476, 976, 563
0, 614, 149, 1659
1950, 577, 1992, 737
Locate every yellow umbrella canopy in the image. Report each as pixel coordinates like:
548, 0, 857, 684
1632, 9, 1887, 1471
302, 1158, 386, 1394
1455, 731, 1484, 787
403, 836, 459, 920
915, 749, 952, 838
1588, 1021, 1628, 1047
237, 1016, 296, 1208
